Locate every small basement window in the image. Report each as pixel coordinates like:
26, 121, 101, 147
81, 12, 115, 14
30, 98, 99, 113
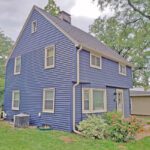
119, 63, 127, 75
90, 53, 102, 69
43, 88, 55, 113
32, 20, 37, 33
45, 45, 55, 69
12, 90, 20, 110
14, 56, 21, 75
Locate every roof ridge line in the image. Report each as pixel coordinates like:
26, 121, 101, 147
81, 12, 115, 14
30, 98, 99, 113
34, 6, 79, 46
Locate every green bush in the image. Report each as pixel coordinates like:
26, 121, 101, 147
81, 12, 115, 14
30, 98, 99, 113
103, 112, 142, 142
77, 112, 142, 143
77, 115, 107, 139
102, 111, 122, 124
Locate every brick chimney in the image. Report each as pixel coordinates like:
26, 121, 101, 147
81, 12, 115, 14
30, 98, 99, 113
59, 11, 71, 24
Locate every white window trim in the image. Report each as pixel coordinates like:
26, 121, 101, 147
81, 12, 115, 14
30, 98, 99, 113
42, 88, 55, 113
90, 53, 102, 69
14, 56, 21, 75
12, 90, 20, 111
44, 45, 55, 69
31, 20, 37, 33
119, 63, 127, 76
82, 88, 107, 113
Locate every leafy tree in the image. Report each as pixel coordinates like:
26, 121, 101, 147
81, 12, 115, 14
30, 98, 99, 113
90, 0, 150, 90
0, 30, 13, 105
44, 0, 60, 16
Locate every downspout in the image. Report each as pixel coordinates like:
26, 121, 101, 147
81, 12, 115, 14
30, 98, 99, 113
73, 45, 82, 134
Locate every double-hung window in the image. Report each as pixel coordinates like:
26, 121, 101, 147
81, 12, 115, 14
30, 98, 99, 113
119, 63, 126, 76
82, 89, 90, 113
82, 88, 107, 113
14, 56, 21, 75
45, 45, 55, 69
90, 53, 102, 69
43, 88, 55, 113
12, 90, 20, 110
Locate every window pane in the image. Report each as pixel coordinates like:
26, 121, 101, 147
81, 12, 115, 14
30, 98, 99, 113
32, 21, 37, 32
15, 57, 21, 73
84, 100, 89, 110
93, 90, 104, 111
96, 57, 100, 67
91, 55, 95, 66
14, 92, 19, 100
120, 64, 126, 74
16, 57, 21, 65
122, 66, 126, 74
47, 57, 53, 66
47, 48, 53, 57
13, 100, 19, 108
45, 90, 53, 100
16, 66, 20, 73
83, 90, 90, 111
45, 100, 53, 110
84, 91, 89, 100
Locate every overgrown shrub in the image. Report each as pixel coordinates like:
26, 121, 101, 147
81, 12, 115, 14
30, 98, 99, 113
77, 115, 107, 139
102, 111, 122, 125
77, 112, 142, 143
103, 112, 142, 142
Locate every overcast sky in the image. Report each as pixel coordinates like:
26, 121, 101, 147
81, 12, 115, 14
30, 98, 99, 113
0, 0, 104, 41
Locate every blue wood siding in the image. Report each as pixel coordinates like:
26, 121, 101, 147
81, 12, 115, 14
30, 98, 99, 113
4, 8, 132, 132
4, 9, 76, 131
80, 50, 132, 88
74, 50, 132, 124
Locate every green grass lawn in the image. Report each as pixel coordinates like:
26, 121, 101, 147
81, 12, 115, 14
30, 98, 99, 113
0, 121, 150, 150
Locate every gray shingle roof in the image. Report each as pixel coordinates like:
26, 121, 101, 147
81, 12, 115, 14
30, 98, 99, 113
35, 6, 132, 67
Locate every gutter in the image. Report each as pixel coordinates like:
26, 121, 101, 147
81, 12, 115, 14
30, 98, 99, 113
72, 45, 82, 134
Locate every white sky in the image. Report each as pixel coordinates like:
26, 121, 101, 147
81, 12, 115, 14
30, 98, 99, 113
70, 0, 100, 18
0, 0, 102, 41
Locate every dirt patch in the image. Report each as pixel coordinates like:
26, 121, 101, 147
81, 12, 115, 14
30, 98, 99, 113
118, 145, 127, 150
60, 136, 76, 143
136, 125, 150, 140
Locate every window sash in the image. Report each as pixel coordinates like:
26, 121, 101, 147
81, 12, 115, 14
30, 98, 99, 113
119, 64, 126, 75
12, 91, 20, 110
90, 53, 101, 69
32, 20, 37, 33
82, 89, 90, 112
93, 90, 105, 112
14, 56, 21, 74
45, 45, 55, 68
82, 88, 106, 113
43, 88, 55, 113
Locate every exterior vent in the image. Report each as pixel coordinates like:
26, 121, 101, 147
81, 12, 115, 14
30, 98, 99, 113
14, 113, 30, 128
59, 11, 71, 24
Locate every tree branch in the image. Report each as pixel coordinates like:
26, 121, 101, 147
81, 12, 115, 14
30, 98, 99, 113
122, 47, 131, 58
125, 18, 142, 25
127, 0, 150, 20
